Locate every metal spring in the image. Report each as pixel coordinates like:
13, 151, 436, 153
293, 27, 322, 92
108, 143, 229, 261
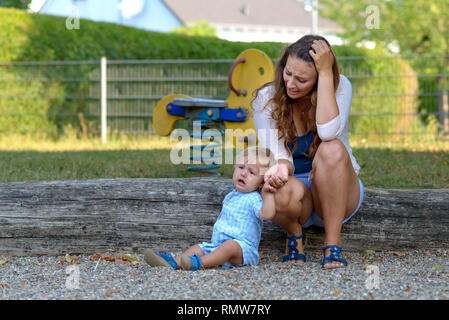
188, 120, 223, 176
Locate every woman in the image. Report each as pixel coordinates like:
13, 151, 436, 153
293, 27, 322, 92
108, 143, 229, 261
253, 35, 364, 269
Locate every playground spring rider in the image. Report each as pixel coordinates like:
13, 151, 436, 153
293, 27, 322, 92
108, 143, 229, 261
152, 49, 274, 175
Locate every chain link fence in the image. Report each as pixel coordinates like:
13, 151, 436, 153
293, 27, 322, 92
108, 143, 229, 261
0, 55, 447, 139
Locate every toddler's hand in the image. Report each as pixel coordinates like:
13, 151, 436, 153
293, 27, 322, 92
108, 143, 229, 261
261, 179, 277, 194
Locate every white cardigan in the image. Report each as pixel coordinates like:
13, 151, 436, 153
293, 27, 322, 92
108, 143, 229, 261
253, 74, 360, 175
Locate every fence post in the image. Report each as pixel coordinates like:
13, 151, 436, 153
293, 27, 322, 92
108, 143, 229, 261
101, 56, 107, 144
438, 76, 449, 135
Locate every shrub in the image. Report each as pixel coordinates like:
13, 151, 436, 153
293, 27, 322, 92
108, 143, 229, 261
337, 47, 424, 137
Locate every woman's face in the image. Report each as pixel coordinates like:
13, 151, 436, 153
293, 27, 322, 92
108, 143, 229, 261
283, 55, 318, 100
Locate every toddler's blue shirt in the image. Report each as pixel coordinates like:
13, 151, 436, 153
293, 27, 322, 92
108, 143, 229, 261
211, 189, 263, 248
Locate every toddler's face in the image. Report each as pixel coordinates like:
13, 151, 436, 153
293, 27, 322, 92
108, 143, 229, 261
232, 159, 265, 193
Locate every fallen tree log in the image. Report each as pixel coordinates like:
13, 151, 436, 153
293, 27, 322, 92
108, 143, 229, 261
0, 177, 448, 256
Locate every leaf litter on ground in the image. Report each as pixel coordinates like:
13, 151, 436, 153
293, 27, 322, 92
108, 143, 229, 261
89, 252, 141, 265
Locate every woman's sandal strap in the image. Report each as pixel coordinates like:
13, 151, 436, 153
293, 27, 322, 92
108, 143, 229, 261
283, 234, 306, 262
321, 245, 348, 268
283, 252, 306, 262
286, 234, 306, 246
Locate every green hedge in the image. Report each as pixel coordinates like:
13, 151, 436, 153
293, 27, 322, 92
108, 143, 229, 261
0, 7, 422, 136
0, 7, 286, 62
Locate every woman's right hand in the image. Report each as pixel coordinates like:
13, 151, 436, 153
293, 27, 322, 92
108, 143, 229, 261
264, 162, 289, 192
309, 39, 334, 76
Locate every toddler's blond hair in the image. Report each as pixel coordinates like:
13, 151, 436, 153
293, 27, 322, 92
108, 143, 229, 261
236, 146, 276, 174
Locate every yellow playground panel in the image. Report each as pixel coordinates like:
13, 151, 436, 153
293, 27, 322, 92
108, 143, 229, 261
152, 49, 274, 174
152, 49, 274, 141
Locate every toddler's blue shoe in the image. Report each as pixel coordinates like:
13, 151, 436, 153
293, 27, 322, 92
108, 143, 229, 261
180, 254, 203, 270
143, 249, 178, 269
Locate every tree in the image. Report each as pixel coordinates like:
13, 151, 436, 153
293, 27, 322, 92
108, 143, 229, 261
0, 0, 31, 9
319, 0, 449, 55
319, 0, 449, 134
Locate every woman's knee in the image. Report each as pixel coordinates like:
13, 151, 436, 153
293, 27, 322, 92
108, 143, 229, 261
273, 188, 291, 212
274, 179, 306, 213
315, 139, 349, 168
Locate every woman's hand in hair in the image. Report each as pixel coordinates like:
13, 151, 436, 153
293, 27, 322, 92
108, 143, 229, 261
309, 40, 334, 76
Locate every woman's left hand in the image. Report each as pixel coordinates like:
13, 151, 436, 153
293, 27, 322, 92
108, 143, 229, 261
309, 40, 334, 75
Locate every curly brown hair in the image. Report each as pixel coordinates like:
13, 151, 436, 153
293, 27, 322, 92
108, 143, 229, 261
256, 35, 340, 158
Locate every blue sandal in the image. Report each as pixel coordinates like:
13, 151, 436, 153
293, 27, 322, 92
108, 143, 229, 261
283, 234, 306, 263
321, 245, 348, 269
143, 249, 178, 269
180, 254, 203, 271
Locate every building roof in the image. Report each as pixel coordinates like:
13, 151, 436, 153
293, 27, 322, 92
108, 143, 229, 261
29, 0, 47, 12
162, 0, 340, 31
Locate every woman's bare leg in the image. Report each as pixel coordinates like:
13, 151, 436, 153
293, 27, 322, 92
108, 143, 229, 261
271, 177, 313, 263
311, 140, 360, 268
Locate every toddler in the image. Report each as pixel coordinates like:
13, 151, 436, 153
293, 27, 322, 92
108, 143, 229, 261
143, 146, 277, 270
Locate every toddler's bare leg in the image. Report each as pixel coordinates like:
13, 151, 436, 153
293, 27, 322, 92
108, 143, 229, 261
200, 240, 243, 268
173, 244, 204, 267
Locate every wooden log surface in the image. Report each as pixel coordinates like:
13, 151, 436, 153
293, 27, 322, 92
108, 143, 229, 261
0, 177, 448, 256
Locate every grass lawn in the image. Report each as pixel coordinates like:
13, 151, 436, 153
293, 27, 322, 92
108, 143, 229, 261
1, 134, 448, 189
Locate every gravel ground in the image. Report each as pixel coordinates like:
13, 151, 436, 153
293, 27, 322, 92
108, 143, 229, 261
0, 248, 448, 300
